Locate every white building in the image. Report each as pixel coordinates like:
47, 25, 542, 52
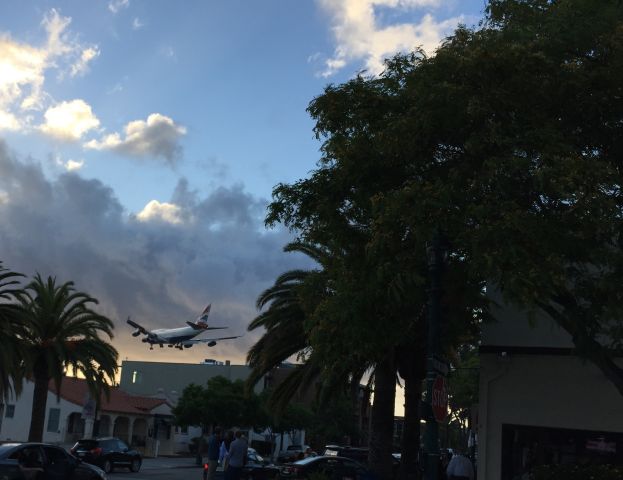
0, 376, 175, 456
478, 301, 623, 479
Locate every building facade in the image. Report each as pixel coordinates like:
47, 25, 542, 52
478, 301, 623, 479
0, 376, 175, 456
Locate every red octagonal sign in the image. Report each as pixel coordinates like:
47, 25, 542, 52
432, 375, 448, 423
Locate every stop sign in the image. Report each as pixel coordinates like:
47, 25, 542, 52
432, 375, 448, 423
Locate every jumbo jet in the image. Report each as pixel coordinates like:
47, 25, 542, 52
127, 304, 241, 350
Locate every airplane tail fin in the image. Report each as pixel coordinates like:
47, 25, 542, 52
195, 303, 211, 327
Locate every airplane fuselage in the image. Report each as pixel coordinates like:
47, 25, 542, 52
143, 326, 201, 344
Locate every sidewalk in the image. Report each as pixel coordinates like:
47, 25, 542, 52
142, 456, 203, 470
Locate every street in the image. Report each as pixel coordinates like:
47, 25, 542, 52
111, 457, 223, 480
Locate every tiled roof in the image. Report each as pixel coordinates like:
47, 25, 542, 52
48, 377, 169, 416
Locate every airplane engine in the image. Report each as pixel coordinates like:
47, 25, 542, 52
184, 344, 192, 348
132, 330, 141, 337
207, 341, 217, 347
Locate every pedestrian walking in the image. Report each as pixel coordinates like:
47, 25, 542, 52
446, 451, 474, 480
204, 427, 222, 480
224, 431, 248, 480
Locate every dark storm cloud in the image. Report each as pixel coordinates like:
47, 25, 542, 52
0, 140, 311, 365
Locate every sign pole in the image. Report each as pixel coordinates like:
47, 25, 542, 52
423, 232, 447, 480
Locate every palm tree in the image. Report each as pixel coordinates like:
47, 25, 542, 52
0, 262, 25, 401
18, 274, 119, 442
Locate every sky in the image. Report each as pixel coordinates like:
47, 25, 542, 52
0, 0, 487, 412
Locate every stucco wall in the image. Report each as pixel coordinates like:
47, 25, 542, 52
478, 353, 623, 480
0, 382, 79, 443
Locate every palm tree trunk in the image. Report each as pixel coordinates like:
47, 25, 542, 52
28, 361, 49, 442
399, 375, 423, 480
368, 350, 396, 479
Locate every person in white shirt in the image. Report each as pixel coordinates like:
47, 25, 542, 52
446, 452, 474, 480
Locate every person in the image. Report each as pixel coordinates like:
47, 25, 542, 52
220, 430, 234, 470
225, 431, 248, 480
446, 451, 474, 480
205, 427, 222, 480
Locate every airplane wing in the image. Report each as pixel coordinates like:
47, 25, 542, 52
127, 317, 150, 335
183, 335, 242, 344
178, 335, 243, 348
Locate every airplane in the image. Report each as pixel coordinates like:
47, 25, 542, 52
127, 304, 242, 350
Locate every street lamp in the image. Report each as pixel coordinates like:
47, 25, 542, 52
423, 231, 448, 480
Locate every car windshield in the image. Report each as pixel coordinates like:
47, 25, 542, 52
293, 456, 318, 465
73, 440, 98, 449
0, 444, 20, 457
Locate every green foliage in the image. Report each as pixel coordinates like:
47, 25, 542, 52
17, 274, 118, 441
531, 464, 623, 480
0, 262, 25, 400
173, 376, 267, 430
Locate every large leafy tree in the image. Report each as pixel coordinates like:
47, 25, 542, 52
0, 262, 25, 401
372, 0, 623, 393
19, 274, 118, 442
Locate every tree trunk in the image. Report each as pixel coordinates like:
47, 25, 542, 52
28, 361, 49, 442
369, 350, 396, 480
397, 343, 426, 480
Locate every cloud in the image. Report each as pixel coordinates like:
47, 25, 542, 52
64, 159, 84, 171
136, 200, 184, 225
0, 9, 99, 130
85, 113, 186, 165
69, 46, 100, 77
132, 18, 144, 30
0, 140, 307, 365
317, 0, 464, 76
39, 99, 100, 141
108, 0, 130, 14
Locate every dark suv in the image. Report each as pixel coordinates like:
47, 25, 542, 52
71, 437, 141, 473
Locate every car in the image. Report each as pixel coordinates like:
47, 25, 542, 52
279, 455, 376, 480
277, 445, 313, 463
241, 448, 280, 480
0, 442, 107, 480
70, 437, 141, 474
323, 445, 369, 464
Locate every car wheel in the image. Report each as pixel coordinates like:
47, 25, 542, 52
103, 459, 113, 473
130, 458, 142, 472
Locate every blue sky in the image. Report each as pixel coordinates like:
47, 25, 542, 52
0, 0, 486, 397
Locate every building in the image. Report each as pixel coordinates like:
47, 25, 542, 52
477, 301, 623, 479
119, 359, 262, 398
0, 376, 175, 456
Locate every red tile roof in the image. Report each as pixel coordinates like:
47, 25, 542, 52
48, 377, 169, 416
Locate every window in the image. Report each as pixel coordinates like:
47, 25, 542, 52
5, 404, 15, 418
47, 408, 60, 432
131, 370, 142, 384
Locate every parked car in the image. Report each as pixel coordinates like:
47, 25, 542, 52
71, 437, 141, 473
241, 448, 280, 480
323, 445, 369, 464
279, 455, 375, 480
277, 445, 312, 463
0, 442, 107, 480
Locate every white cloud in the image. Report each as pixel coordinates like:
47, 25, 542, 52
132, 18, 144, 30
65, 159, 84, 171
317, 0, 463, 76
0, 9, 99, 129
136, 200, 184, 225
108, 0, 130, 14
0, 110, 21, 131
85, 113, 186, 165
39, 99, 100, 141
70, 46, 99, 77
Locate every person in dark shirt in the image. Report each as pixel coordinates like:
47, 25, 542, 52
205, 427, 222, 480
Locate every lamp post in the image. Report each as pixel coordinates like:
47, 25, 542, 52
423, 232, 448, 480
